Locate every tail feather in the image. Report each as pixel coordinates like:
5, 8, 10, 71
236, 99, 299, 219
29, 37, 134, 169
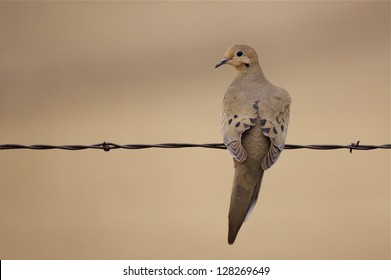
245, 171, 264, 222
228, 167, 264, 245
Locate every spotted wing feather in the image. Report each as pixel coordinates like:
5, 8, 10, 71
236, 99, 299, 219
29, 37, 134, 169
260, 88, 291, 170
222, 114, 257, 162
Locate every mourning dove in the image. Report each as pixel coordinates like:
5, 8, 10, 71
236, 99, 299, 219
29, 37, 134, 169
215, 44, 291, 244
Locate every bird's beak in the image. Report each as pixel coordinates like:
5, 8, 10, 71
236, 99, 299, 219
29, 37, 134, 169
215, 58, 229, 68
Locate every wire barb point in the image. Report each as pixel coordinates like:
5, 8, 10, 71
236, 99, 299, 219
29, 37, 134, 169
102, 142, 111, 152
350, 140, 360, 154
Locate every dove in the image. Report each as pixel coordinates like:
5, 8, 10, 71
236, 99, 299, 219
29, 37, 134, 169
215, 44, 291, 244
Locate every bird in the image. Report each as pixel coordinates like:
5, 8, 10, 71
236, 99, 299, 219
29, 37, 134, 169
215, 44, 291, 245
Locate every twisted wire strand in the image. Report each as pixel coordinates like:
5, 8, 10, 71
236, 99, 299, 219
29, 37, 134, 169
0, 141, 390, 153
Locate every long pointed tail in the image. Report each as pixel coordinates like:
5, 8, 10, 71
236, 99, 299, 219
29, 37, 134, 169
228, 166, 264, 245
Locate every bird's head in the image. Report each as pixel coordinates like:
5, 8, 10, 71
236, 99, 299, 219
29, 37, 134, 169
215, 44, 259, 70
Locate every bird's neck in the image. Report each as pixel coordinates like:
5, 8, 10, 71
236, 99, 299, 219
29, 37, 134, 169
236, 64, 266, 82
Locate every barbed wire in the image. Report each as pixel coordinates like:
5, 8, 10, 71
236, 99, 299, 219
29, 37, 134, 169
0, 141, 390, 153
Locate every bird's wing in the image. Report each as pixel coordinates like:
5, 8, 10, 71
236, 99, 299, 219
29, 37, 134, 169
221, 112, 257, 162
260, 87, 291, 170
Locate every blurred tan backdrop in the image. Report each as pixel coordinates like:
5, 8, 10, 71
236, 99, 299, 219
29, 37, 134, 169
0, 1, 390, 259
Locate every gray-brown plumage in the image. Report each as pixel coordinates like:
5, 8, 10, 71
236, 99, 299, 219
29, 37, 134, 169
215, 45, 291, 244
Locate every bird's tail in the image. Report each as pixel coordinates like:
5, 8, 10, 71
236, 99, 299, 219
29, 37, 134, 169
228, 165, 264, 245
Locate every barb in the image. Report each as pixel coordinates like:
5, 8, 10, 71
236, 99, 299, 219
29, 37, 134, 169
0, 142, 390, 152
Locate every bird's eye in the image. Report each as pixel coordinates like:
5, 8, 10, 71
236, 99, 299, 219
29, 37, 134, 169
236, 50, 243, 57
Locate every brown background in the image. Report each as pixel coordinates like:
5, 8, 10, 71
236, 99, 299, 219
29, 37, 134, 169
0, 1, 390, 259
